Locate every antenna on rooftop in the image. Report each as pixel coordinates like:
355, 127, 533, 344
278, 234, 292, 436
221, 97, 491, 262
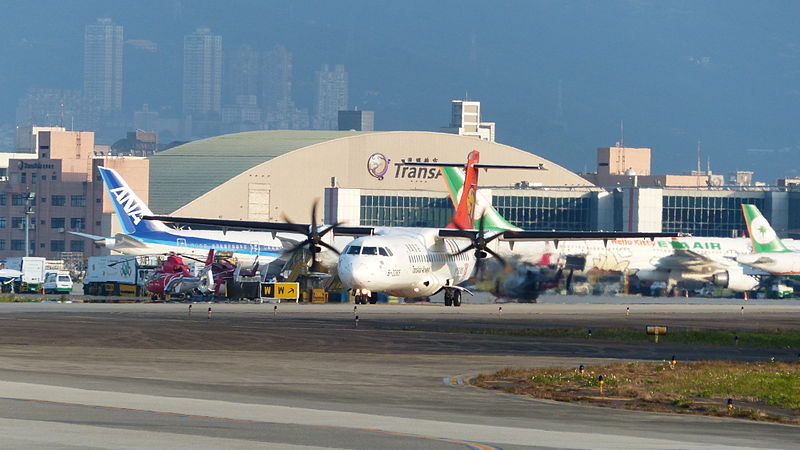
696, 139, 702, 174
620, 120, 624, 147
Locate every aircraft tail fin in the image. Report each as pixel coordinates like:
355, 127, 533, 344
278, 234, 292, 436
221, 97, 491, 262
98, 166, 170, 235
441, 153, 521, 231
742, 204, 790, 253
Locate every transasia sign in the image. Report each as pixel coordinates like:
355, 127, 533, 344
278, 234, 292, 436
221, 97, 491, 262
367, 153, 442, 181
17, 161, 54, 170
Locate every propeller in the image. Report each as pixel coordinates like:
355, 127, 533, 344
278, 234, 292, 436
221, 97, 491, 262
453, 214, 509, 277
283, 199, 342, 272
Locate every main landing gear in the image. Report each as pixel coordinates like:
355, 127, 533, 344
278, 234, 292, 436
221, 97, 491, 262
443, 288, 461, 307
353, 288, 377, 304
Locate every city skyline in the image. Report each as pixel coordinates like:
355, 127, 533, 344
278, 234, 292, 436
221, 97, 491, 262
1, 1, 799, 182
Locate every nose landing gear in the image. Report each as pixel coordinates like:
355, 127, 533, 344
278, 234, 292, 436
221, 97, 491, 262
443, 288, 461, 307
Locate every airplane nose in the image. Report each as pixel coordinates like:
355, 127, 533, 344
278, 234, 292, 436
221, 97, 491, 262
339, 257, 378, 289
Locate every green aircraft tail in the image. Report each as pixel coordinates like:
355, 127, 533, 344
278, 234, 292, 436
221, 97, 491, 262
742, 204, 790, 253
440, 165, 521, 231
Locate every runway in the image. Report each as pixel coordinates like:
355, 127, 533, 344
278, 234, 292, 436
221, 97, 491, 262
0, 301, 797, 449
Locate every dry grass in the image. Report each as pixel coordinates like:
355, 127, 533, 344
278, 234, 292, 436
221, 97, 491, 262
474, 361, 800, 424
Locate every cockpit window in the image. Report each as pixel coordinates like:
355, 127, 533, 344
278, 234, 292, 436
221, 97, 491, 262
346, 246, 361, 255
378, 247, 389, 256
362, 246, 378, 255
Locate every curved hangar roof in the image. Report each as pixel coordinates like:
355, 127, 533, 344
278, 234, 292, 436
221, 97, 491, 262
149, 130, 592, 221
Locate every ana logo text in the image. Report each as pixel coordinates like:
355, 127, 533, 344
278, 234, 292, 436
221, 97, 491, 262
109, 187, 145, 225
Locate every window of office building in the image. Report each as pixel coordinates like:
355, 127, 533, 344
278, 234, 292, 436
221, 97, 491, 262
71, 195, 86, 207
69, 240, 85, 252
0, 194, 6, 205
360, 195, 452, 227
0, 218, 5, 229
11, 240, 25, 251
52, 195, 66, 206
51, 217, 66, 229
0, 240, 5, 250
11, 217, 24, 229
50, 240, 65, 252
662, 196, 765, 238
70, 218, 86, 230
493, 195, 591, 231
12, 194, 26, 206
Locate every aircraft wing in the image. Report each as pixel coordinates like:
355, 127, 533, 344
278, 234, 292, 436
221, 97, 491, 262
142, 215, 376, 237
69, 231, 108, 241
654, 249, 728, 273
438, 229, 679, 242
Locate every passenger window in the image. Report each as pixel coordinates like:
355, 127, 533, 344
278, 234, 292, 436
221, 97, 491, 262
378, 247, 389, 256
347, 246, 361, 255
362, 247, 378, 255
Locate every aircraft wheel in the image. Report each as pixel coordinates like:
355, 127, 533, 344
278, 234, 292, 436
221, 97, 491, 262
453, 291, 461, 307
368, 293, 378, 304
444, 290, 453, 306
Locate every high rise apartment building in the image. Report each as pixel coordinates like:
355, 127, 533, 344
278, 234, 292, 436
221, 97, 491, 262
313, 64, 348, 130
83, 18, 123, 114
182, 28, 223, 117
442, 100, 495, 142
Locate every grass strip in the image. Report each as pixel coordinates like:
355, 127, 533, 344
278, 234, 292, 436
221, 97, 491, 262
474, 360, 800, 424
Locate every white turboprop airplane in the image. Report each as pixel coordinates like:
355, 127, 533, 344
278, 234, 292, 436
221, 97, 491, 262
145, 151, 678, 305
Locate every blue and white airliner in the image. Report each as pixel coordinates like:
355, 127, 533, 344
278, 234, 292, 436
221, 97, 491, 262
72, 167, 291, 265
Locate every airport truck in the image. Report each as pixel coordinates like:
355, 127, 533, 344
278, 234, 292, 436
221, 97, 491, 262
4, 257, 46, 293
83, 255, 158, 296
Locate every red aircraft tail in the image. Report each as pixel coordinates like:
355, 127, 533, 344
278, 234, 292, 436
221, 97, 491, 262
447, 150, 481, 229
204, 249, 215, 266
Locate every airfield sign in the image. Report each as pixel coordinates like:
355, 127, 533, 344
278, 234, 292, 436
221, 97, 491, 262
260, 282, 299, 300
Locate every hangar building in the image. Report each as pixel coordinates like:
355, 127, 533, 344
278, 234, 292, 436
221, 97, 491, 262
148, 130, 593, 228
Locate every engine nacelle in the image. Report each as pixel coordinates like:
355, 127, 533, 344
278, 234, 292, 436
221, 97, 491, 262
711, 270, 759, 292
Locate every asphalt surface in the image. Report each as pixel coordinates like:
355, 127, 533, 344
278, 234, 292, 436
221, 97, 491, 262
0, 300, 797, 449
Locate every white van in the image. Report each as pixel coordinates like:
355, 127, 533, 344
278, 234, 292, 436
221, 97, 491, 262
44, 271, 73, 294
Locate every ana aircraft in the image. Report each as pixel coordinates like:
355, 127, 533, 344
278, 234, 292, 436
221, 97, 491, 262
145, 150, 678, 305
73, 167, 294, 265
736, 204, 800, 279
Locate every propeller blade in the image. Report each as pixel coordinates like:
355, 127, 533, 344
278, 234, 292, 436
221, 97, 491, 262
455, 243, 477, 256
484, 247, 509, 272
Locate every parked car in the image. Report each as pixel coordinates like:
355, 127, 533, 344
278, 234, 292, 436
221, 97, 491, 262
43, 270, 73, 294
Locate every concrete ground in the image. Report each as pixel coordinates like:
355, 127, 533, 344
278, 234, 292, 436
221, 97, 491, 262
0, 301, 797, 449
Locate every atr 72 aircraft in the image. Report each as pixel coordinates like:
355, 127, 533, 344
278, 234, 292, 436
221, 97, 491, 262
145, 151, 678, 305
72, 167, 290, 265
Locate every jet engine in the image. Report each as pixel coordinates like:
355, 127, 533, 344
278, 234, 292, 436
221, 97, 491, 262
711, 270, 759, 292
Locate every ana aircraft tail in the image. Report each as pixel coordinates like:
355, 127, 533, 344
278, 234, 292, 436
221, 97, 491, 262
441, 152, 521, 231
742, 204, 790, 253
98, 166, 170, 235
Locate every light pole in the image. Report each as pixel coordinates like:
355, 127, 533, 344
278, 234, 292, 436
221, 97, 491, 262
24, 192, 35, 257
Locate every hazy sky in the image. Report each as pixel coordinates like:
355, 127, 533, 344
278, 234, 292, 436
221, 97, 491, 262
1, 0, 799, 181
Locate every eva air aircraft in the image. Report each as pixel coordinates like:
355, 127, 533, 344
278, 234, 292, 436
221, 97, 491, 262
439, 166, 767, 293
